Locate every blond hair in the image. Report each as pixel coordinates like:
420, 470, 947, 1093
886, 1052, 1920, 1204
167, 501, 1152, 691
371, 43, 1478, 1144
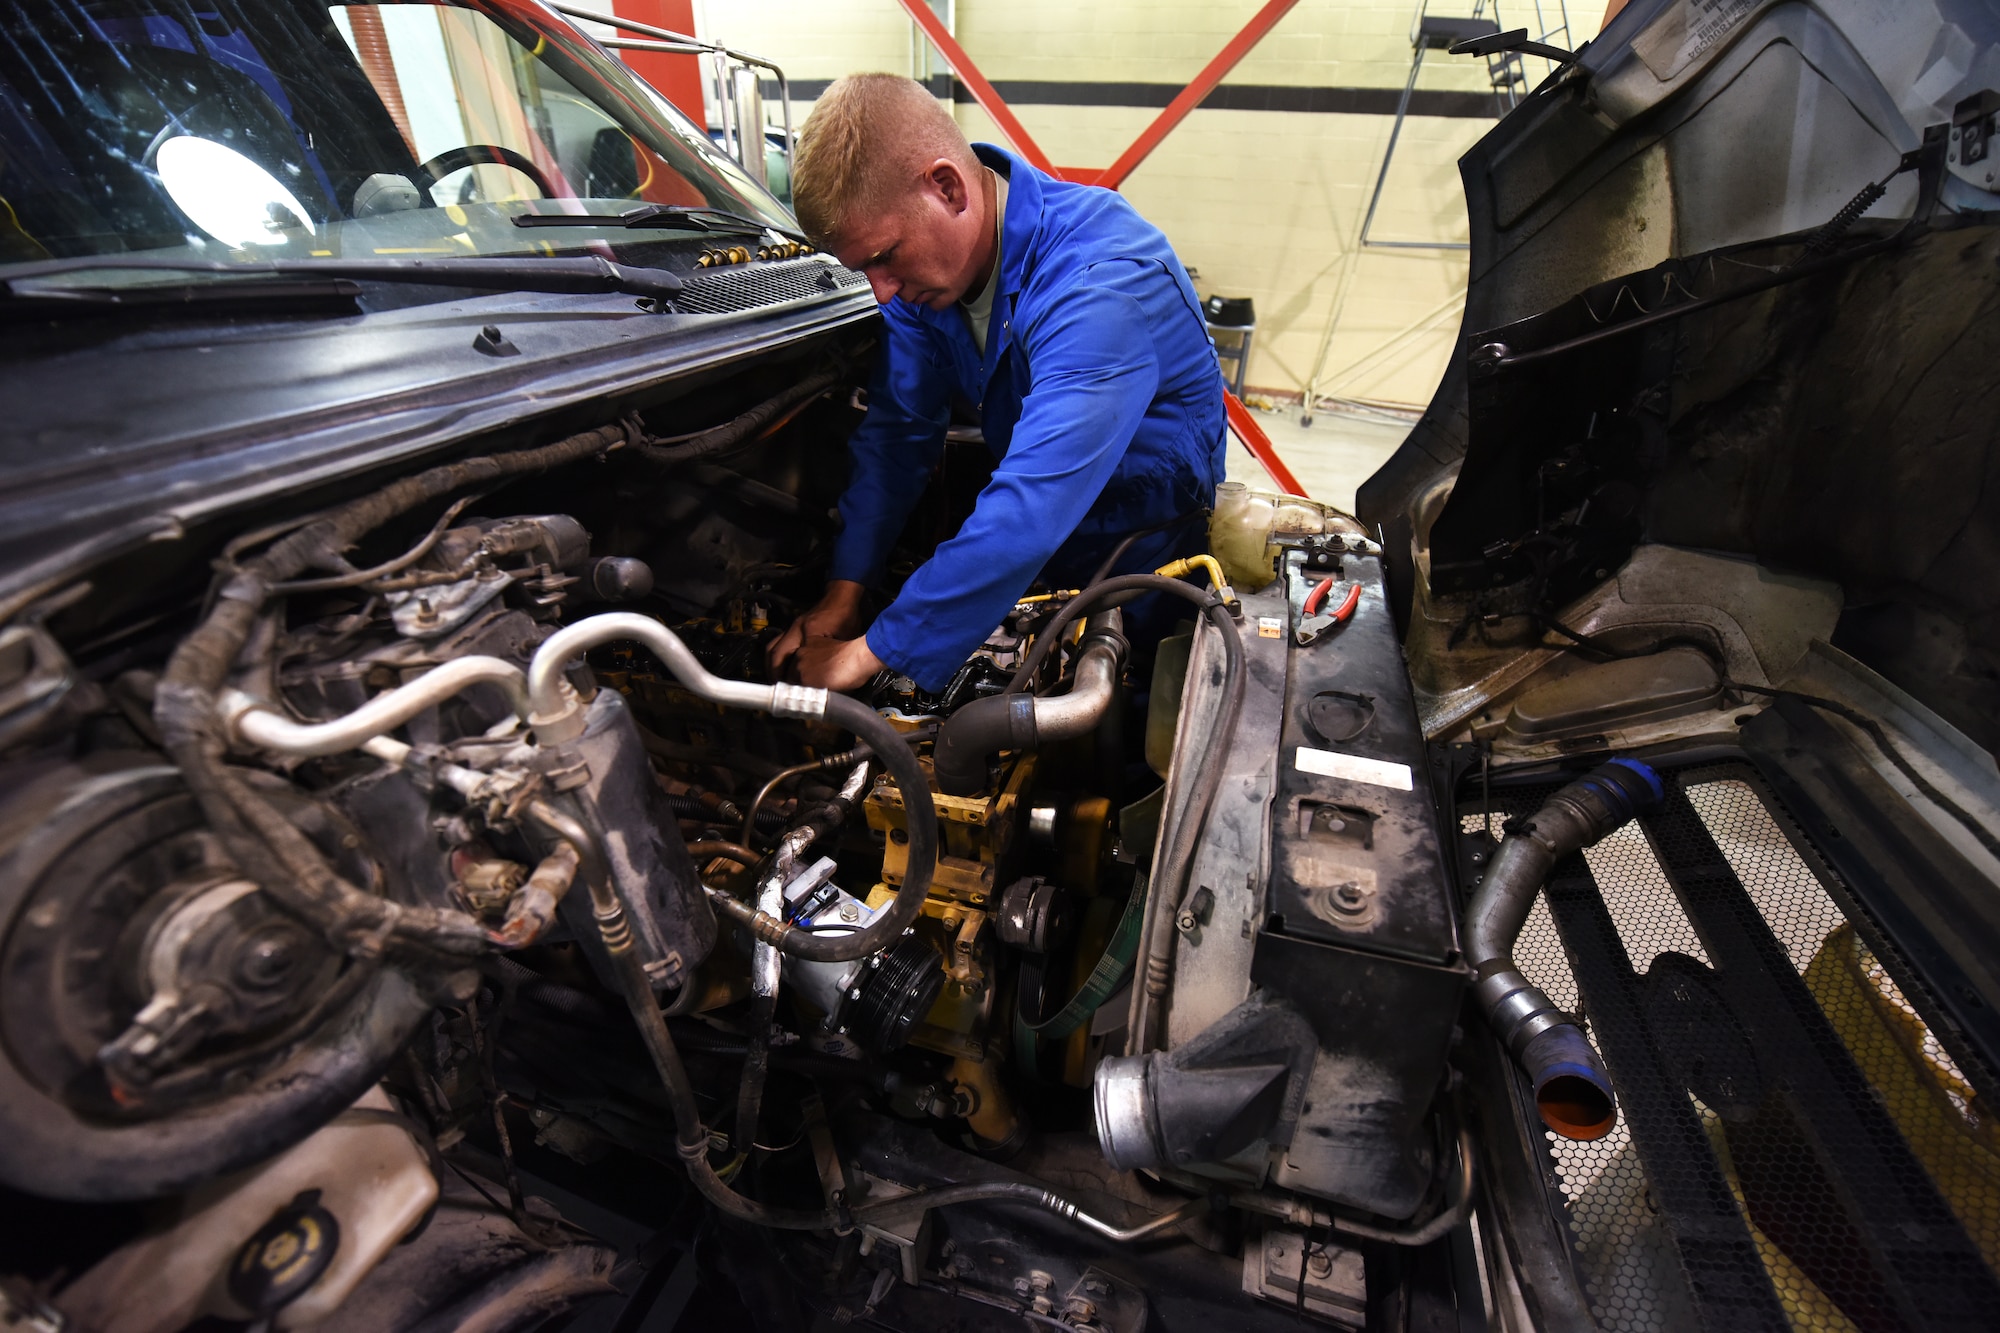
792, 73, 976, 245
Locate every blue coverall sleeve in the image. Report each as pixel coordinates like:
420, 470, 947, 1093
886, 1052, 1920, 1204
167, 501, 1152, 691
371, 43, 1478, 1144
865, 272, 1162, 691
827, 312, 953, 589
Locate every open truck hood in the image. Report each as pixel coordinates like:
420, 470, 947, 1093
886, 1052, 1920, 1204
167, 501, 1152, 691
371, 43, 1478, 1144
1352, 6, 2000, 1328
1360, 0, 2000, 760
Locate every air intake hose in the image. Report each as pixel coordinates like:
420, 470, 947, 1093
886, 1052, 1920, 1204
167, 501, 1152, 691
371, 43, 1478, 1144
933, 611, 1125, 796
1466, 758, 1663, 1141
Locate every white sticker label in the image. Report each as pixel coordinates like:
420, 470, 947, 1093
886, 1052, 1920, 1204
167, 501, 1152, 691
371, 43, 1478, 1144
1295, 746, 1413, 791
1633, 0, 1775, 82
1257, 616, 1284, 639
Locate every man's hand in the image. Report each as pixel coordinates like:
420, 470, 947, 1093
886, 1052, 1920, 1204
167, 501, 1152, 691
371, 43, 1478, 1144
768, 580, 869, 676
793, 634, 885, 692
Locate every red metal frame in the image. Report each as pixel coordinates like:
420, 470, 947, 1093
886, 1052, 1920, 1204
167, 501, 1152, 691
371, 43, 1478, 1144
1225, 391, 1307, 497
889, 0, 1309, 496
895, 0, 1056, 176
1097, 0, 1299, 191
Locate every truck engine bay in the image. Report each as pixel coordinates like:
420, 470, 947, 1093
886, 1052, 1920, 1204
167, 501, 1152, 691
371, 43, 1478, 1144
3, 271, 1999, 1329
0, 351, 1535, 1331
7, 0, 2000, 1324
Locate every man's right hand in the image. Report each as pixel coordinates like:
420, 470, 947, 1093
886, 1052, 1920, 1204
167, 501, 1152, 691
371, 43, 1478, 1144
767, 580, 870, 677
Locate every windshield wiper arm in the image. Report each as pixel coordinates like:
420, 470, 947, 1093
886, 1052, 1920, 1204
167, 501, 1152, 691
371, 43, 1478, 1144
0, 275, 363, 319
0, 253, 682, 300
512, 204, 800, 239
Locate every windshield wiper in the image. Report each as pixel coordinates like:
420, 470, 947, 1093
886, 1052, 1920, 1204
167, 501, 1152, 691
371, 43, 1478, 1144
512, 204, 800, 239
0, 253, 682, 301
0, 276, 363, 320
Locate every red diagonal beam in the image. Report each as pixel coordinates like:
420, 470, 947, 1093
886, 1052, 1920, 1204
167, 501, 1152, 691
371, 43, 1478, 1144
1097, 0, 1300, 191
886, 0, 1309, 496
894, 0, 1056, 176
1226, 392, 1307, 496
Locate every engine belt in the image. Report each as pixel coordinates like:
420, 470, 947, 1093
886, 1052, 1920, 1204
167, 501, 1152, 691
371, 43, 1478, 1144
1012, 871, 1147, 1069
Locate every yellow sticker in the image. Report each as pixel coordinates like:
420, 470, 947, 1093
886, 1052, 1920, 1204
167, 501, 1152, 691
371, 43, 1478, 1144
1257, 617, 1283, 639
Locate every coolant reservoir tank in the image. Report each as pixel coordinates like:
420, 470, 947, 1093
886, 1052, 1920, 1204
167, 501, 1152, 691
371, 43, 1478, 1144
1209, 483, 1364, 592
1210, 482, 1276, 591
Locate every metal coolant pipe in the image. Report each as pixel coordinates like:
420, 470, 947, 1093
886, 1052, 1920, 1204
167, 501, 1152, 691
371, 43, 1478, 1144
1466, 757, 1664, 1141
220, 656, 532, 757
932, 610, 1124, 796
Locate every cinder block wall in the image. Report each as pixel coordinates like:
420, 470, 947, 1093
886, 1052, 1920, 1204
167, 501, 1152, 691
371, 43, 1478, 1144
688, 1, 1601, 407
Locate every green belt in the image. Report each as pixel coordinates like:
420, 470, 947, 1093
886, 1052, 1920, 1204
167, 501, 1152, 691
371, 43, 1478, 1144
1012, 872, 1147, 1069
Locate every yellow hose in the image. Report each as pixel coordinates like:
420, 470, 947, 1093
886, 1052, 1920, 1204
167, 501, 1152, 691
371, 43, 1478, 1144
1155, 555, 1228, 595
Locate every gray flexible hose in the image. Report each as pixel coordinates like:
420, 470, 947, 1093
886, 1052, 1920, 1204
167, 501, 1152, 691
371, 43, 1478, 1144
1466, 758, 1663, 1140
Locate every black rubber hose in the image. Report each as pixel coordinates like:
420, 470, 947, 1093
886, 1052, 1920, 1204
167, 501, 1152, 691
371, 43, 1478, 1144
603, 903, 840, 1229
969, 574, 1245, 1055
633, 369, 842, 467
1085, 509, 1206, 586
709, 694, 938, 964
742, 744, 872, 846
932, 694, 1039, 797
735, 989, 780, 1157
663, 792, 785, 833
1002, 572, 1223, 695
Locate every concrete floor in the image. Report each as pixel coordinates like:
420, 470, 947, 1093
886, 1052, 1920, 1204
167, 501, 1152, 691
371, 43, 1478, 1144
1222, 401, 1414, 515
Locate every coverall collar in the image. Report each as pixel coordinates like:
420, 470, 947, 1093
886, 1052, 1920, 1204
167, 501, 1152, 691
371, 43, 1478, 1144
970, 142, 1036, 376
974, 144, 1037, 295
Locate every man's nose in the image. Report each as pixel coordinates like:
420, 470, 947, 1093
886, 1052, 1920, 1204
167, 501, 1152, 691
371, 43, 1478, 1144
866, 271, 899, 303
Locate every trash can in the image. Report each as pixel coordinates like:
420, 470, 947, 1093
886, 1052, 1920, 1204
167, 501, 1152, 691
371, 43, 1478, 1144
1202, 295, 1255, 397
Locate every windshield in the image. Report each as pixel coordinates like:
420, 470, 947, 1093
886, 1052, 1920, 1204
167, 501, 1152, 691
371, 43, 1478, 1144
0, 0, 790, 283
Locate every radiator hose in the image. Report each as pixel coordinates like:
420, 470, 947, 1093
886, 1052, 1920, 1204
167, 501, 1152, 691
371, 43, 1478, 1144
933, 611, 1126, 797
1466, 757, 1663, 1140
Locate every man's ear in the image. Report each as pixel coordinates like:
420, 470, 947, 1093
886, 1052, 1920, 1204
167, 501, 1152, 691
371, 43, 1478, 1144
925, 158, 973, 216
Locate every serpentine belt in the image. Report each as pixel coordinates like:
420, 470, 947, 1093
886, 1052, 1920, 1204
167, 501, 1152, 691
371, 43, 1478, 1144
1012, 872, 1147, 1070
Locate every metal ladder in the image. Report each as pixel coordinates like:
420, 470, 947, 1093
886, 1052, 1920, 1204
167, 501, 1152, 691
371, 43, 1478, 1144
1357, 0, 1574, 251
1299, 1, 1573, 422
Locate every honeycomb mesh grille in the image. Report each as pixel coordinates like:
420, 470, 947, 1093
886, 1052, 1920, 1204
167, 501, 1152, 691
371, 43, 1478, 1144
1462, 762, 2000, 1331
671, 259, 867, 314
1582, 820, 1711, 970
1684, 781, 1845, 975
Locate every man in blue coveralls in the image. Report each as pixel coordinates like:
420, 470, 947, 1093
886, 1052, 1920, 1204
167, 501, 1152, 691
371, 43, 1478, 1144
767, 73, 1226, 692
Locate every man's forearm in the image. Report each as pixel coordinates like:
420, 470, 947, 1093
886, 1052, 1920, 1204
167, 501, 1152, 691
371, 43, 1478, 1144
818, 579, 868, 624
